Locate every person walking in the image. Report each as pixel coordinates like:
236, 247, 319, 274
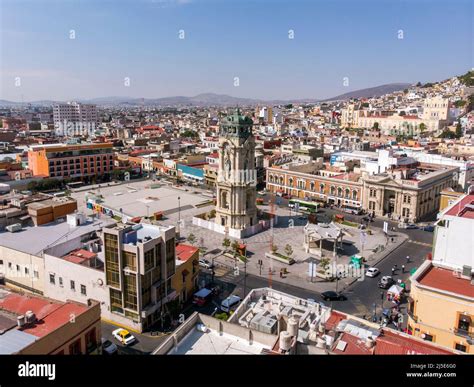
401, 265, 405, 273
406, 255, 410, 263
391, 266, 395, 275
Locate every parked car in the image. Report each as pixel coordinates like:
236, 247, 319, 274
101, 338, 118, 355
193, 288, 213, 306
378, 276, 395, 289
199, 258, 213, 269
321, 291, 346, 301
365, 267, 380, 278
220, 295, 242, 313
112, 329, 136, 346
421, 225, 435, 232
398, 223, 418, 229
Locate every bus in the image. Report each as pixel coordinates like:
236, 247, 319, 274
288, 199, 319, 213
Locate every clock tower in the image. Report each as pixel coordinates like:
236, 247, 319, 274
215, 110, 257, 233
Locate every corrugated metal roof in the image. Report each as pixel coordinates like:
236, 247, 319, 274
0, 329, 37, 354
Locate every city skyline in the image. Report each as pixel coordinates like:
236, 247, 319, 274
1, 0, 472, 102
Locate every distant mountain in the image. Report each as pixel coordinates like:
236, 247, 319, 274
322, 83, 412, 102
0, 83, 412, 107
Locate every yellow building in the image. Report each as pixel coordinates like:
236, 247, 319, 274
439, 189, 464, 211
408, 260, 474, 354
173, 244, 200, 304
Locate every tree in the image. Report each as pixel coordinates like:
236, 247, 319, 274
271, 244, 278, 254
222, 237, 231, 251
231, 240, 240, 256
187, 233, 196, 245
319, 257, 331, 272
455, 123, 463, 139
373, 122, 379, 131
284, 244, 293, 258
419, 123, 427, 132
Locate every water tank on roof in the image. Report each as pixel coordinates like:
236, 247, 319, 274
17, 315, 26, 327
288, 315, 300, 338
25, 311, 36, 323
279, 331, 292, 351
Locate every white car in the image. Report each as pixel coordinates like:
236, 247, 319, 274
199, 259, 213, 269
112, 328, 136, 346
365, 267, 380, 278
220, 295, 242, 313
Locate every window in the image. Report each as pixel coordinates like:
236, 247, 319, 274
320, 184, 325, 194
457, 314, 471, 332
105, 234, 120, 287
59, 277, 63, 287
123, 273, 137, 310
16, 265, 20, 272
34, 271, 39, 279
369, 201, 376, 211
166, 238, 176, 277
403, 194, 411, 204
81, 285, 87, 296
69, 339, 82, 355
123, 251, 137, 271
49, 274, 56, 285
110, 288, 123, 313
369, 188, 376, 198
422, 333, 433, 342
8, 262, 12, 269
402, 207, 410, 217
71, 280, 75, 291
24, 267, 29, 275
455, 343, 467, 352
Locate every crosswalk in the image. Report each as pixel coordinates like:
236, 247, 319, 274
408, 240, 432, 247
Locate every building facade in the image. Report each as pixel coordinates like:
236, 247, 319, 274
361, 164, 459, 222
102, 223, 177, 332
28, 143, 114, 179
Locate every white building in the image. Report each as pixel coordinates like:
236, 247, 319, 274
433, 192, 474, 272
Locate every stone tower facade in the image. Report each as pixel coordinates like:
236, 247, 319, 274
215, 110, 257, 232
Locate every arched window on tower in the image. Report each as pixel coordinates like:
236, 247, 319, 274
221, 191, 229, 209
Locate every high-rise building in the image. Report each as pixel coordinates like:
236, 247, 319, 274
215, 110, 257, 233
53, 102, 99, 127
102, 223, 177, 332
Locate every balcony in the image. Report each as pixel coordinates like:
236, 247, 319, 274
454, 328, 474, 344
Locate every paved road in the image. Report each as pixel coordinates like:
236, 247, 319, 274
101, 321, 170, 355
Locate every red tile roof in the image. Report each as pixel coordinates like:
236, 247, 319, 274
0, 293, 88, 338
176, 243, 199, 262
418, 266, 473, 298
375, 330, 453, 355
445, 195, 474, 219
332, 332, 374, 355
62, 249, 97, 264
325, 311, 347, 331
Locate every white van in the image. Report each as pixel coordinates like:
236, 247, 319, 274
220, 295, 241, 313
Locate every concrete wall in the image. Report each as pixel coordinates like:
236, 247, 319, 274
43, 254, 107, 307
432, 216, 474, 270
0, 246, 44, 294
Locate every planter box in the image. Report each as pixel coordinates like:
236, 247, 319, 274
265, 252, 295, 265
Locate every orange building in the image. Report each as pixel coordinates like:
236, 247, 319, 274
28, 143, 114, 179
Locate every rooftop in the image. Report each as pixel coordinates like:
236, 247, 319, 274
176, 244, 199, 262
81, 180, 212, 218
169, 327, 268, 355
444, 194, 474, 219
417, 265, 473, 298
374, 329, 454, 355
0, 216, 113, 255
0, 287, 91, 353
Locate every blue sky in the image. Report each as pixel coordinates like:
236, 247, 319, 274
0, 0, 472, 101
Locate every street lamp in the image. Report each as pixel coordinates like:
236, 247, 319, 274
178, 196, 181, 232
372, 302, 377, 322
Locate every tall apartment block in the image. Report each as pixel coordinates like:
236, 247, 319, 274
53, 102, 99, 127
102, 223, 178, 332
28, 143, 114, 180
